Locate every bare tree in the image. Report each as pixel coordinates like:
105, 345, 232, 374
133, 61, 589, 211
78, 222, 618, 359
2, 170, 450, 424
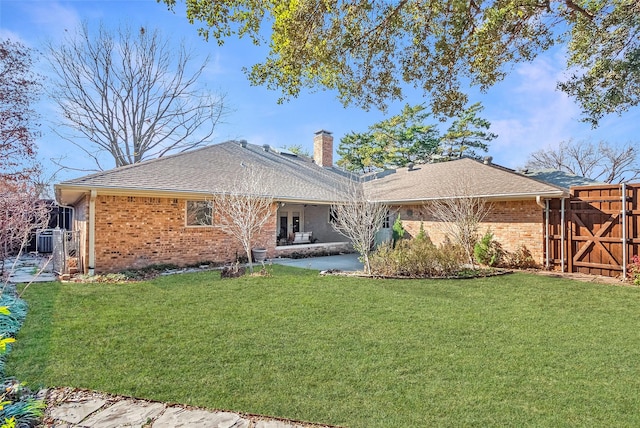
0, 180, 50, 278
47, 22, 227, 171
212, 167, 274, 273
526, 139, 640, 183
330, 179, 389, 275
427, 179, 492, 267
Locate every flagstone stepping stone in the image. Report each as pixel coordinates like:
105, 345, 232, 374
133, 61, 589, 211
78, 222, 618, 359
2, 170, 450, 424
256, 421, 308, 428
81, 399, 165, 428
48, 398, 107, 424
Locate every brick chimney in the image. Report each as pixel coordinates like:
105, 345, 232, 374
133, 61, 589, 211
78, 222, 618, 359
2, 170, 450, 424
313, 130, 333, 167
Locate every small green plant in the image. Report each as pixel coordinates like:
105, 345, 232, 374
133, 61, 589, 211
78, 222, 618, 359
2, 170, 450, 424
1, 416, 15, 428
474, 231, 503, 267
415, 222, 427, 241
392, 214, 405, 247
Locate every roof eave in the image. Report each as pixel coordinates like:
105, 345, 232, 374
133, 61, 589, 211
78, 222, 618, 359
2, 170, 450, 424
55, 183, 348, 206
372, 190, 568, 205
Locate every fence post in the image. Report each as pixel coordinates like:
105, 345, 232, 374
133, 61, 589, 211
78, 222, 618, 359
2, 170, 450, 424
622, 183, 627, 280
561, 197, 566, 273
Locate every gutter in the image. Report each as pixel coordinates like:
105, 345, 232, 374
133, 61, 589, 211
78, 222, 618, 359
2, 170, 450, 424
375, 190, 567, 205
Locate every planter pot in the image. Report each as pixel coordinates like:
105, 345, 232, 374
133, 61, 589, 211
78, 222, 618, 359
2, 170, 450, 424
252, 248, 267, 263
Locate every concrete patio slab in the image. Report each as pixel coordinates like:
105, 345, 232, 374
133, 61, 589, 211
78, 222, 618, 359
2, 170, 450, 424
269, 253, 362, 272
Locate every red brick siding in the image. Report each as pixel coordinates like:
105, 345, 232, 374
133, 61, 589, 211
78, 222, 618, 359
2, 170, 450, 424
313, 131, 333, 167
93, 195, 277, 273
395, 200, 544, 263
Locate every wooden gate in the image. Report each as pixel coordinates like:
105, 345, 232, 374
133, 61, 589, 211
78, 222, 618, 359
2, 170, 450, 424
547, 184, 640, 278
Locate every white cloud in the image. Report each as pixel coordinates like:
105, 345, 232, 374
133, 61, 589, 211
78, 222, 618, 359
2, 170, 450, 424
24, 1, 82, 42
486, 51, 583, 168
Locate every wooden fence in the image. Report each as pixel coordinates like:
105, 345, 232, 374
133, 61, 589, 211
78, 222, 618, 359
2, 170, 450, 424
547, 184, 640, 278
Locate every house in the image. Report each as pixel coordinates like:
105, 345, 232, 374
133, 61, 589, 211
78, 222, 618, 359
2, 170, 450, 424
55, 131, 567, 274
363, 158, 568, 263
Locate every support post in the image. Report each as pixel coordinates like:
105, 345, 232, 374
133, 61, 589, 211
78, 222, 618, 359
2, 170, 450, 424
545, 199, 550, 269
88, 189, 97, 275
622, 183, 627, 280
561, 197, 566, 273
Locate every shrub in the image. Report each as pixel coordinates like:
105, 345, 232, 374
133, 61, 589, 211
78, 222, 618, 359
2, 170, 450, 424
628, 255, 640, 285
369, 234, 463, 277
504, 245, 537, 269
473, 231, 503, 267
392, 214, 405, 247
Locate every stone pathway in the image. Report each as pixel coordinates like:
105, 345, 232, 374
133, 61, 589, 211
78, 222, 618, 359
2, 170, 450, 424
4, 253, 57, 284
41, 388, 338, 428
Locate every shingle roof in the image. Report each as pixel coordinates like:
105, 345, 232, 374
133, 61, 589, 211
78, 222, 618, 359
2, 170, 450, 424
56, 146, 567, 205
520, 169, 601, 189
364, 158, 566, 202
57, 141, 354, 203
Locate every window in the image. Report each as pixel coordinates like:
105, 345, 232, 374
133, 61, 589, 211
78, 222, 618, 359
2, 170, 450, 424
186, 201, 212, 226
382, 211, 391, 229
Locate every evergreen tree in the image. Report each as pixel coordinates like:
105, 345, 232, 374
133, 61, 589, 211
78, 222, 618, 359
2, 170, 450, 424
439, 103, 497, 160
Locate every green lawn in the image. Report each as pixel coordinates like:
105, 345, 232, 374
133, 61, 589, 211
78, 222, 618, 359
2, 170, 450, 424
9, 267, 640, 427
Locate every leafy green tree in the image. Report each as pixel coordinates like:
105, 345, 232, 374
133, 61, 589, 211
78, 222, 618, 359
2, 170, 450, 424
161, 0, 640, 124
282, 144, 311, 157
371, 104, 440, 168
439, 103, 496, 160
337, 132, 385, 173
337, 104, 440, 171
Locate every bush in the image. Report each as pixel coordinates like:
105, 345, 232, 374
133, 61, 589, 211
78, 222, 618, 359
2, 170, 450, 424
628, 255, 640, 285
503, 245, 537, 269
392, 214, 405, 247
369, 234, 463, 277
474, 231, 503, 267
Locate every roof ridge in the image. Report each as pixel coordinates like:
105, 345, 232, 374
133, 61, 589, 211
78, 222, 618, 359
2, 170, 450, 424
464, 157, 568, 192
60, 143, 234, 184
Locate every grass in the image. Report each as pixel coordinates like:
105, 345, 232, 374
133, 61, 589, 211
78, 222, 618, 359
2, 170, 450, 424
8, 266, 640, 427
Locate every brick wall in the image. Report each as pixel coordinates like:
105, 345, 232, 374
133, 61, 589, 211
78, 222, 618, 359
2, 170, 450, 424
395, 200, 544, 263
93, 195, 277, 273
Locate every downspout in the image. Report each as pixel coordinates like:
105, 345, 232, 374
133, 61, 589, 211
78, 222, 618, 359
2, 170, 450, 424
88, 189, 97, 276
545, 199, 550, 269
561, 197, 566, 273
622, 183, 627, 280
536, 196, 549, 270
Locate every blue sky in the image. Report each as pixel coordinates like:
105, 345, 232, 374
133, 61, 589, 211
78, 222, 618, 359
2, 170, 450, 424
2, 0, 639, 182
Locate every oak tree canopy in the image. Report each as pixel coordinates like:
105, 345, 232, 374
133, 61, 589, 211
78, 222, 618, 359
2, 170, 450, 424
161, 0, 640, 124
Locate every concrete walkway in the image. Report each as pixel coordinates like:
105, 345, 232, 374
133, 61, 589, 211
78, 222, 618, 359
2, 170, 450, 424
42, 388, 336, 428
